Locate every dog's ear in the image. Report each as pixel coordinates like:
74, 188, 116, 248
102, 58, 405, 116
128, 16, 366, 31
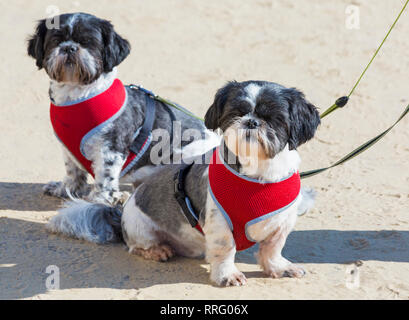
284, 88, 320, 150
27, 19, 48, 69
100, 20, 131, 72
205, 81, 238, 130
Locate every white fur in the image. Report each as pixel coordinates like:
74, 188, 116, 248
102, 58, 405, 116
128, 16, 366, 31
121, 165, 162, 184
240, 144, 300, 182
50, 68, 117, 105
122, 195, 161, 252
89, 143, 126, 203
203, 185, 247, 286
66, 13, 78, 31
244, 83, 263, 107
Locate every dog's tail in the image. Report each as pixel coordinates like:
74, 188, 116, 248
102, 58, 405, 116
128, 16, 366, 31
47, 198, 123, 244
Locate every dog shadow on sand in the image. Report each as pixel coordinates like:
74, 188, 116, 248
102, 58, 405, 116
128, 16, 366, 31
1, 182, 409, 299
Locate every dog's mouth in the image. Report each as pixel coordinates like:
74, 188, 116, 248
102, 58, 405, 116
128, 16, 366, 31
56, 57, 78, 82
45, 49, 101, 85
63, 54, 76, 65
245, 129, 252, 141
224, 123, 269, 161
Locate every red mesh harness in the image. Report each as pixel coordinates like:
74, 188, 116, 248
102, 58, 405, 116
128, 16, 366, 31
208, 147, 301, 251
50, 79, 151, 177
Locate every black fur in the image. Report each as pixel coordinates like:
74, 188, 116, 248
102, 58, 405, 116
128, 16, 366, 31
100, 19, 130, 72
204, 80, 320, 154
205, 81, 241, 130
27, 19, 47, 69
283, 88, 321, 150
27, 13, 130, 84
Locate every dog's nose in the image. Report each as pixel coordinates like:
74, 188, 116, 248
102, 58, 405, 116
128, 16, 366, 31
61, 44, 78, 54
246, 119, 260, 129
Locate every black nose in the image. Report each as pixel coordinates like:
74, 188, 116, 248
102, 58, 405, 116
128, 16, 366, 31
246, 119, 260, 129
61, 44, 78, 54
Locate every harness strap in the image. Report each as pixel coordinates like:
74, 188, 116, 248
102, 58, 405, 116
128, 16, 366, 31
174, 163, 203, 233
129, 92, 156, 155
128, 84, 178, 157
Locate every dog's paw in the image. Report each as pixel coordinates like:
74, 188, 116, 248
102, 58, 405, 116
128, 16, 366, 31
211, 264, 247, 287
88, 190, 127, 206
43, 181, 67, 198
219, 271, 247, 287
266, 264, 306, 279
131, 244, 175, 262
113, 191, 130, 206
44, 181, 90, 199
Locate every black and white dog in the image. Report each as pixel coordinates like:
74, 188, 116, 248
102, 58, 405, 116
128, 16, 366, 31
27, 13, 209, 204
48, 80, 320, 286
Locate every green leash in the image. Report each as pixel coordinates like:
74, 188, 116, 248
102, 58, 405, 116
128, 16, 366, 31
320, 0, 409, 119
300, 0, 409, 178
300, 103, 409, 179
154, 95, 204, 121
149, 0, 409, 179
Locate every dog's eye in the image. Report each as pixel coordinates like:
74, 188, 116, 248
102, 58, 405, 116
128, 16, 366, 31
255, 106, 271, 119
236, 101, 253, 116
73, 35, 92, 46
255, 102, 282, 120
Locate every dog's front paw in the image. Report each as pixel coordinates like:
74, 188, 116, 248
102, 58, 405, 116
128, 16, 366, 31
43, 181, 90, 199
220, 271, 247, 287
43, 181, 68, 198
114, 191, 130, 206
88, 190, 128, 205
211, 265, 247, 287
266, 264, 306, 279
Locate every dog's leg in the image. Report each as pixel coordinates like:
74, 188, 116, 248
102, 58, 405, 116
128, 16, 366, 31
257, 222, 305, 278
122, 197, 175, 262
88, 146, 127, 205
43, 150, 89, 198
204, 198, 247, 286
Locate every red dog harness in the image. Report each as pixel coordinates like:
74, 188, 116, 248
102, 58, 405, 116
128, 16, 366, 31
50, 79, 152, 177
175, 148, 301, 251
207, 148, 301, 251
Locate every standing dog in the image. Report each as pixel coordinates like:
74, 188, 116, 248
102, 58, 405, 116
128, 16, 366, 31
48, 81, 320, 286
27, 13, 208, 204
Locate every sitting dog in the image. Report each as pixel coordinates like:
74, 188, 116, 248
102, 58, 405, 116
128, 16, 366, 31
47, 80, 320, 286
27, 12, 207, 204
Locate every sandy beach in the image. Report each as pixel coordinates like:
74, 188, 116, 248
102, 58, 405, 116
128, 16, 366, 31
0, 0, 408, 299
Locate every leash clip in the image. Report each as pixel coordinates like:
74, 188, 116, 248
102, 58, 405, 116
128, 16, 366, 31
128, 84, 157, 98
335, 96, 349, 108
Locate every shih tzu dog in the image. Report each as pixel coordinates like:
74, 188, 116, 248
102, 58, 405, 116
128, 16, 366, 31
47, 80, 320, 286
27, 12, 207, 204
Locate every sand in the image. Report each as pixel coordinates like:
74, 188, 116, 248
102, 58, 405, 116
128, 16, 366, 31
0, 0, 408, 300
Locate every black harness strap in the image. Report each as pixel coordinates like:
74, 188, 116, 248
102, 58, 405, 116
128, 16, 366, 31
128, 84, 177, 158
129, 92, 156, 155
174, 163, 200, 228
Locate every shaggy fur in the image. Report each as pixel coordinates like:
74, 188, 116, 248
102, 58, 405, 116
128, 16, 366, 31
48, 80, 320, 286
27, 13, 207, 204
